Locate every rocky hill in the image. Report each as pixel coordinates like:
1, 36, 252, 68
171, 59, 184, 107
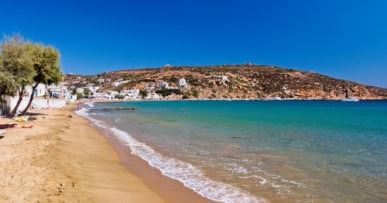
65, 64, 387, 100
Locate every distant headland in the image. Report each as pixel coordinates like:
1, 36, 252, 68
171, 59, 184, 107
64, 64, 387, 101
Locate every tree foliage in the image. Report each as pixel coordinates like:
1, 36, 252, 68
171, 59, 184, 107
0, 34, 35, 116
0, 34, 35, 90
29, 44, 62, 85
83, 88, 91, 97
139, 90, 148, 98
0, 34, 63, 116
115, 94, 125, 99
22, 43, 62, 114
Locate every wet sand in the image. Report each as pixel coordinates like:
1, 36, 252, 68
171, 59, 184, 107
0, 106, 212, 202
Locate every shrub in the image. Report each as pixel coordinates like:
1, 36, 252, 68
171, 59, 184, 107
169, 75, 179, 83
191, 89, 199, 98
115, 94, 125, 99
140, 90, 148, 98
76, 93, 84, 99
156, 88, 181, 97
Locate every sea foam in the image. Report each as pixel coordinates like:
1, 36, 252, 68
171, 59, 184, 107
75, 105, 266, 203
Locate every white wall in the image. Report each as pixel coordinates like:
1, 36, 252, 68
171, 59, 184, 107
7, 96, 66, 113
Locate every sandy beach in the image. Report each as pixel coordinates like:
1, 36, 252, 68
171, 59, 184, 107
0, 106, 166, 202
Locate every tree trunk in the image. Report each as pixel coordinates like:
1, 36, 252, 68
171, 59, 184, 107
10, 85, 25, 118
22, 83, 39, 115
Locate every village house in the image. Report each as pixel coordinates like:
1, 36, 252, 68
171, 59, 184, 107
25, 84, 47, 97
217, 75, 229, 81
146, 92, 160, 100
95, 92, 111, 100
86, 83, 100, 94
144, 83, 156, 91
112, 81, 120, 87
156, 81, 169, 88
178, 78, 188, 88
47, 83, 68, 98
121, 89, 140, 98
76, 88, 84, 94
167, 86, 179, 90
65, 94, 77, 102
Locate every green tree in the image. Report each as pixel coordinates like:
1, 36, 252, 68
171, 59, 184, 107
83, 88, 91, 98
76, 93, 84, 99
22, 44, 62, 114
115, 94, 125, 99
0, 34, 35, 117
0, 67, 17, 99
191, 89, 199, 98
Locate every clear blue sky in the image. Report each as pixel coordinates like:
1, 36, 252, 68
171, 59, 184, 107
1, 0, 386, 87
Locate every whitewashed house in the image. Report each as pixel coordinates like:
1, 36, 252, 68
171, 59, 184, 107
145, 83, 156, 91
108, 91, 119, 97
178, 78, 188, 88
146, 93, 160, 100
121, 89, 139, 98
48, 83, 68, 98
157, 81, 169, 88
65, 94, 77, 102
220, 75, 229, 81
76, 88, 84, 94
86, 84, 100, 95
112, 81, 120, 87
167, 86, 179, 90
25, 84, 47, 97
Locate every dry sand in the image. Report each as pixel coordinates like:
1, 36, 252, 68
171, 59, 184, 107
0, 106, 164, 202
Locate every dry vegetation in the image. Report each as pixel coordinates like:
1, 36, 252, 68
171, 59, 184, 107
65, 64, 387, 100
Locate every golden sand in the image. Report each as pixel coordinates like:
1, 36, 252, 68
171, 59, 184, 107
0, 106, 164, 202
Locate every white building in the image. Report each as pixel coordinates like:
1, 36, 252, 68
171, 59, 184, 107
85, 84, 100, 94
95, 92, 111, 100
48, 83, 68, 98
108, 91, 119, 97
146, 93, 160, 100
157, 81, 169, 88
76, 88, 84, 94
25, 84, 47, 97
167, 86, 179, 90
112, 82, 120, 87
178, 78, 187, 88
65, 94, 77, 102
97, 78, 105, 83
219, 75, 229, 81
121, 89, 140, 98
145, 83, 156, 91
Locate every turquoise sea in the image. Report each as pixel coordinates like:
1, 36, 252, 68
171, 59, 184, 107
78, 100, 387, 202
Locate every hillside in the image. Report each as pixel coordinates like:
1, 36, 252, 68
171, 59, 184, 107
64, 64, 387, 100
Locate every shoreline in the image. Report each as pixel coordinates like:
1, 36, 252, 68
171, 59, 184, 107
0, 106, 166, 202
78, 105, 215, 203
87, 98, 387, 104
97, 124, 215, 203
78, 102, 266, 203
